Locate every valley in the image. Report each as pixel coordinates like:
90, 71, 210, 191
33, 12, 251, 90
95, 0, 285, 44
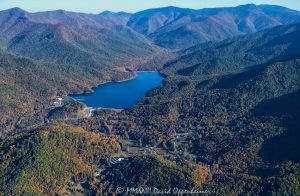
0, 3, 300, 195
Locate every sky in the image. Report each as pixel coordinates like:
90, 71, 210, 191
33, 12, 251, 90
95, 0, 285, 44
0, 0, 299, 14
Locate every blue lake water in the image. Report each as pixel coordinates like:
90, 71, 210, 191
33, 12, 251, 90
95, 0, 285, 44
71, 72, 164, 109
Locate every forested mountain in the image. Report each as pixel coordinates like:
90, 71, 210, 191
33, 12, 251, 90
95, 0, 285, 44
69, 23, 300, 194
0, 4, 300, 195
163, 22, 300, 76
0, 125, 120, 194
99, 11, 131, 25
0, 7, 164, 134
0, 48, 135, 135
0, 7, 160, 69
2, 4, 299, 54
102, 156, 210, 192
127, 4, 300, 49
111, 23, 300, 146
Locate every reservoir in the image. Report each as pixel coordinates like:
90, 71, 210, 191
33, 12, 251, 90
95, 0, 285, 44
71, 72, 164, 109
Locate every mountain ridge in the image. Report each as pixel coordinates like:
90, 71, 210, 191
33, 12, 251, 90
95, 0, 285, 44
2, 4, 300, 50
127, 4, 300, 49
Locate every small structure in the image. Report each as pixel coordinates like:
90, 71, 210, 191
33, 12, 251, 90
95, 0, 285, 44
95, 171, 101, 177
54, 97, 63, 107
110, 157, 126, 165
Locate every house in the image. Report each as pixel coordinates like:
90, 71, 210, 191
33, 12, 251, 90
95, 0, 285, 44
54, 97, 63, 106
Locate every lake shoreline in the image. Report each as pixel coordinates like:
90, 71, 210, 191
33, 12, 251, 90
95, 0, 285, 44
68, 71, 138, 97
69, 70, 163, 97
70, 71, 164, 109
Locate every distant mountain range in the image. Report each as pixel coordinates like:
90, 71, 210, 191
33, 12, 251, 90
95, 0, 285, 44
0, 7, 159, 69
126, 4, 300, 49
1, 4, 300, 55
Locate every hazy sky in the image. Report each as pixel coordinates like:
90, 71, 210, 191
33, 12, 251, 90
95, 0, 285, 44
0, 0, 299, 13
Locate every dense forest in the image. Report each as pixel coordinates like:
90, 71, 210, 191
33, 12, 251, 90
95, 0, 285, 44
100, 156, 211, 194
0, 125, 120, 194
65, 23, 300, 194
0, 4, 300, 195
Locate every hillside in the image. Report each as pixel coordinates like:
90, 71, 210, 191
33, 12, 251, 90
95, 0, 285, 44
129, 24, 300, 193
127, 4, 300, 49
163, 22, 300, 76
101, 156, 211, 193
0, 7, 161, 69
99, 11, 131, 25
0, 125, 120, 195
129, 59, 300, 194
0, 7, 164, 136
69, 23, 300, 194
0, 49, 112, 136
